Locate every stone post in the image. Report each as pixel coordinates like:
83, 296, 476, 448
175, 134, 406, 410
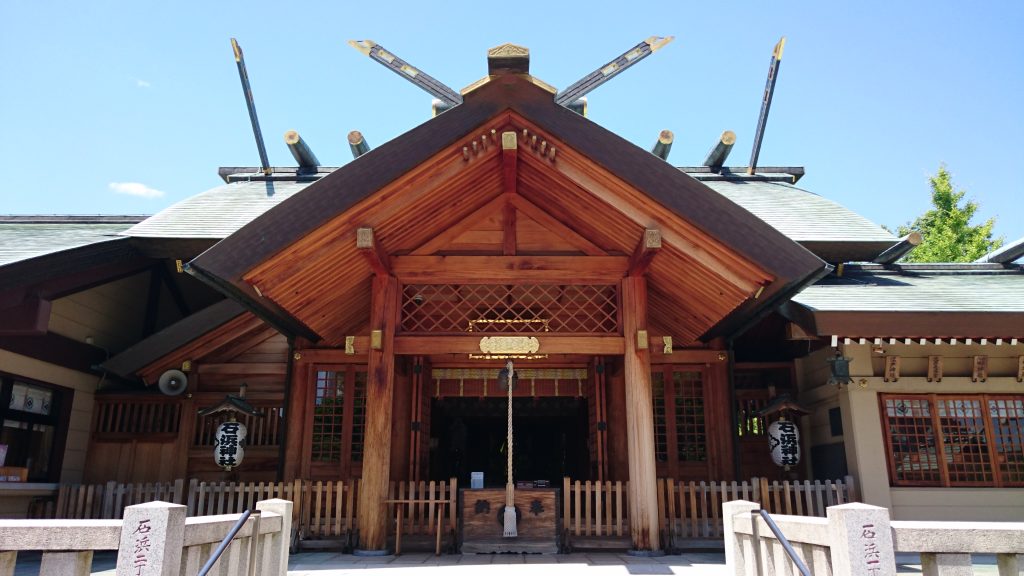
39, 551, 93, 576
257, 498, 293, 576
826, 502, 896, 576
723, 500, 760, 576
920, 553, 972, 576
116, 501, 186, 576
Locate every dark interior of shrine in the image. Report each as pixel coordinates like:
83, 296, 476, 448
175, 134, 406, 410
428, 397, 590, 486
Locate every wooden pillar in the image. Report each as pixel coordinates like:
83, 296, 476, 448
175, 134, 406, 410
284, 359, 307, 481
621, 276, 661, 552
356, 275, 400, 552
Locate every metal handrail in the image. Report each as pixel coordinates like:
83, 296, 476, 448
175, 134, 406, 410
198, 509, 260, 576
757, 509, 811, 576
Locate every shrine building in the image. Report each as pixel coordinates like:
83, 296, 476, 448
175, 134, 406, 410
1, 42, 1022, 554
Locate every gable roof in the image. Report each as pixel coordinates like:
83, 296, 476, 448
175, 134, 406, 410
187, 72, 827, 344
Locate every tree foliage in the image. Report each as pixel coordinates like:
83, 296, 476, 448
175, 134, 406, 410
895, 165, 1002, 262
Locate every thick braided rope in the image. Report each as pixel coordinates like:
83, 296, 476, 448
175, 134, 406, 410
506, 360, 514, 506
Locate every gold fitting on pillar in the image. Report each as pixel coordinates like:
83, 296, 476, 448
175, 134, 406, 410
636, 330, 649, 350
370, 330, 383, 350
345, 336, 356, 355
662, 336, 673, 354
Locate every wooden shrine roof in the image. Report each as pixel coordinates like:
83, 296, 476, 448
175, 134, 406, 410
188, 72, 828, 345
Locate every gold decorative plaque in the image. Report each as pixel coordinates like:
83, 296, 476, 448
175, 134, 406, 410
479, 336, 540, 355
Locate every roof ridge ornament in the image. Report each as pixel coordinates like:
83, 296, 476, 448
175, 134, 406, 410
488, 43, 530, 75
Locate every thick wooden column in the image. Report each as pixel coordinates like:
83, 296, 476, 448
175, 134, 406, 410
356, 274, 400, 552
621, 276, 661, 552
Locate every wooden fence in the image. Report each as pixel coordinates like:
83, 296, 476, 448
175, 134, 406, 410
46, 477, 457, 551
563, 476, 856, 549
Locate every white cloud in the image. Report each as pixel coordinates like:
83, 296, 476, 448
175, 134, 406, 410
109, 182, 165, 198
136, 79, 151, 88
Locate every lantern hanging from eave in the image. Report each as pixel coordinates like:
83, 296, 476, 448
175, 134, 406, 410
214, 421, 248, 471
198, 383, 262, 472
767, 418, 800, 468
758, 393, 809, 470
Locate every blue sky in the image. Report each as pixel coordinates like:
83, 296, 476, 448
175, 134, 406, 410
2, 1, 1022, 244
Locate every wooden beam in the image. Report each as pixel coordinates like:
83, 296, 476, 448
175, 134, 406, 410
196, 363, 287, 376
621, 276, 660, 552
501, 131, 518, 196
394, 335, 625, 355
0, 296, 51, 336
392, 255, 627, 284
507, 194, 606, 256
627, 229, 662, 276
503, 201, 517, 256
142, 265, 162, 338
356, 275, 400, 552
0, 333, 106, 375
873, 232, 922, 265
702, 130, 736, 171
356, 228, 392, 278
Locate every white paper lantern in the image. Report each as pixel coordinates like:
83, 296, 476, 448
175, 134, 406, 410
768, 419, 800, 467
214, 421, 247, 471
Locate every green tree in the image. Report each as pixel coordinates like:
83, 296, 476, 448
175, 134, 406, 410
895, 165, 1002, 262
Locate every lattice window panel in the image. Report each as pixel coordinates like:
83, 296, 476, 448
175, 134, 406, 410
401, 284, 618, 334
350, 371, 368, 462
883, 397, 941, 485
936, 398, 993, 485
989, 397, 1024, 486
652, 371, 668, 462
673, 370, 707, 462
311, 370, 345, 462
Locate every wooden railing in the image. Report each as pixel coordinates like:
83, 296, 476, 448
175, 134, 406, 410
562, 476, 856, 549
388, 478, 458, 538
724, 499, 1024, 576
0, 498, 291, 576
92, 396, 181, 439
45, 477, 456, 551
562, 478, 630, 540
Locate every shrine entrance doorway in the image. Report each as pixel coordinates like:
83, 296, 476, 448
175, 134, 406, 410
429, 396, 589, 486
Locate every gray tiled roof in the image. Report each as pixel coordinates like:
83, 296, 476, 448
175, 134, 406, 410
0, 220, 137, 266
124, 180, 309, 239
793, 267, 1024, 313
703, 180, 895, 243
122, 175, 898, 252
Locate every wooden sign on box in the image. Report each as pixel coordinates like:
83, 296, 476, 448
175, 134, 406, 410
972, 356, 988, 382
927, 356, 942, 382
883, 356, 900, 382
